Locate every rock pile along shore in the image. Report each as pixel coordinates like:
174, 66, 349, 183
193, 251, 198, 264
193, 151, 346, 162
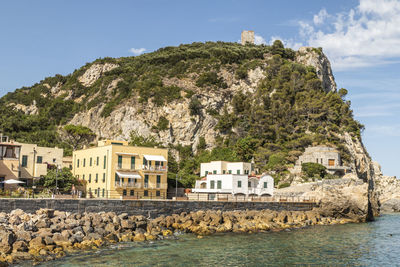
0, 208, 358, 265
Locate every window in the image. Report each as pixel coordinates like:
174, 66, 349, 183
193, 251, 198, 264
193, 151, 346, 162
69, 164, 72, 170
264, 182, 268, 188
143, 157, 147, 166
217, 180, 222, 189
144, 175, 149, 188
237, 170, 240, 174
83, 158, 86, 167
90, 157, 92, 166
130, 190, 134, 196
115, 173, 120, 182
102, 173, 106, 183
131, 157, 135, 169
96, 157, 99, 166
245, 170, 249, 174
123, 189, 127, 196
156, 191, 160, 197
328, 159, 335, 166
77, 159, 80, 168
118, 155, 122, 168
156, 175, 161, 184
237, 181, 242, 188
213, 170, 217, 174
94, 189, 97, 195
223, 170, 226, 174
228, 170, 232, 174
89, 174, 91, 183
82, 174, 85, 180
21, 155, 28, 167
210, 180, 215, 189
248, 181, 251, 187
102, 189, 105, 197
205, 171, 208, 175
37, 156, 43, 164
144, 190, 148, 197
97, 188, 100, 197
103, 155, 107, 169
95, 173, 98, 183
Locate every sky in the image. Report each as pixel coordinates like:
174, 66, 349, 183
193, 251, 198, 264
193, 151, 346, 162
0, 0, 399, 177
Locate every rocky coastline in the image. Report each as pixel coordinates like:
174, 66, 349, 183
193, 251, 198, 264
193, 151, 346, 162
0, 207, 361, 266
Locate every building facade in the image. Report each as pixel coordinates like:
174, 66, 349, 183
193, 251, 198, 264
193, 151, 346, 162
200, 161, 253, 177
293, 146, 351, 175
241, 30, 255, 45
17, 142, 64, 183
193, 161, 274, 199
73, 140, 168, 199
0, 135, 64, 189
0, 138, 21, 191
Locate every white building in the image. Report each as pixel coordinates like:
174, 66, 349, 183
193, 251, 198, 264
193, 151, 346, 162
193, 161, 274, 198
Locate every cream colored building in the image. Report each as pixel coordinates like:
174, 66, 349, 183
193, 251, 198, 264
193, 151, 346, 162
17, 142, 64, 183
0, 135, 64, 189
72, 140, 168, 199
200, 161, 253, 177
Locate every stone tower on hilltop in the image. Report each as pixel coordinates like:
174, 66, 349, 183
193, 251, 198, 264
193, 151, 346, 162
241, 30, 255, 45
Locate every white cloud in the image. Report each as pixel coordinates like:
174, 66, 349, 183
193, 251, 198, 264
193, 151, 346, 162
300, 0, 400, 70
313, 8, 329, 25
254, 34, 267, 45
129, 48, 146, 56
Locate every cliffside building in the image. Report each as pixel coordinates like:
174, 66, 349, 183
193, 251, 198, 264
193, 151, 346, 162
241, 30, 255, 45
192, 161, 274, 200
293, 146, 351, 175
73, 140, 168, 199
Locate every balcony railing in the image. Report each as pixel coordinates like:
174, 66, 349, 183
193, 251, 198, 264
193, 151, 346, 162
143, 183, 168, 189
142, 165, 167, 171
114, 182, 141, 188
116, 164, 137, 170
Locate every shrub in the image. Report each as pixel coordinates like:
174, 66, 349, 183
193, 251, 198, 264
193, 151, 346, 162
157, 116, 169, 131
301, 162, 327, 178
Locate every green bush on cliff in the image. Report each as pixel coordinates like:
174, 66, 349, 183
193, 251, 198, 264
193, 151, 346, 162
302, 162, 327, 179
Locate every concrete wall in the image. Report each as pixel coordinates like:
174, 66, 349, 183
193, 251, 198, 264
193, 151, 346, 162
0, 199, 317, 217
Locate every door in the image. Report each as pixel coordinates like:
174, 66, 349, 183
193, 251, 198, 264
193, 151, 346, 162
328, 159, 335, 166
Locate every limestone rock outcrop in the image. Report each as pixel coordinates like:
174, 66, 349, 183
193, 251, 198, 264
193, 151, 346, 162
296, 47, 336, 93
78, 63, 118, 87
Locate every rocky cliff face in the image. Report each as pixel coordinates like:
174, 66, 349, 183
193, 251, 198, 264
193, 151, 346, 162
296, 47, 337, 93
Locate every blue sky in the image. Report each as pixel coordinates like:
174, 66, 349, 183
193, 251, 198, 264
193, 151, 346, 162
0, 0, 399, 177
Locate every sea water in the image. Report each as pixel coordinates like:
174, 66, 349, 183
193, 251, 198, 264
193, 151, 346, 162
19, 214, 400, 267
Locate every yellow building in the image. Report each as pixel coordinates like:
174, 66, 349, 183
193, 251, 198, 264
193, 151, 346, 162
72, 140, 168, 199
18, 142, 64, 184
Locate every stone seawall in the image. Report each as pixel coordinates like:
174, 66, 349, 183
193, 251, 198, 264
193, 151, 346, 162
0, 199, 316, 217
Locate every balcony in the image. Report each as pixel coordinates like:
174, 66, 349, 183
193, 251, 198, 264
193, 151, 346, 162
142, 165, 168, 172
114, 182, 141, 188
143, 183, 168, 189
116, 164, 137, 171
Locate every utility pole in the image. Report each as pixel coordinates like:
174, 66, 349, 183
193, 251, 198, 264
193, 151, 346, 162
175, 173, 178, 199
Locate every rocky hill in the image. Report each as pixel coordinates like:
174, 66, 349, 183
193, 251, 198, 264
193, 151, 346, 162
0, 41, 381, 193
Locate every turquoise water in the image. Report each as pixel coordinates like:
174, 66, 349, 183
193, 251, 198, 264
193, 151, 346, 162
21, 214, 400, 266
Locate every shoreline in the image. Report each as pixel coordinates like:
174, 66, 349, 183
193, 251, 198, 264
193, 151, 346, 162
0, 208, 360, 266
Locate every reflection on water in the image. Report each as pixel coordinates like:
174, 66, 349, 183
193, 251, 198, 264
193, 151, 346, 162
20, 214, 400, 267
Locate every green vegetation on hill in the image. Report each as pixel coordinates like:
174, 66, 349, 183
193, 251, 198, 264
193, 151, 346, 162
0, 40, 363, 187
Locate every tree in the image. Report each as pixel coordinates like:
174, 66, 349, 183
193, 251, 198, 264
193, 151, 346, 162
129, 130, 160, 147
63, 124, 96, 150
301, 162, 327, 179
39, 167, 80, 192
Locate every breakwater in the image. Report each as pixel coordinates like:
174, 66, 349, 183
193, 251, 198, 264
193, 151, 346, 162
0, 199, 317, 217
0, 207, 354, 265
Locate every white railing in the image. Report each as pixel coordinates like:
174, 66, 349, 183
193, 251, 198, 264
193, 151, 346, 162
116, 164, 137, 170
143, 183, 168, 189
142, 165, 168, 171
114, 182, 141, 188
